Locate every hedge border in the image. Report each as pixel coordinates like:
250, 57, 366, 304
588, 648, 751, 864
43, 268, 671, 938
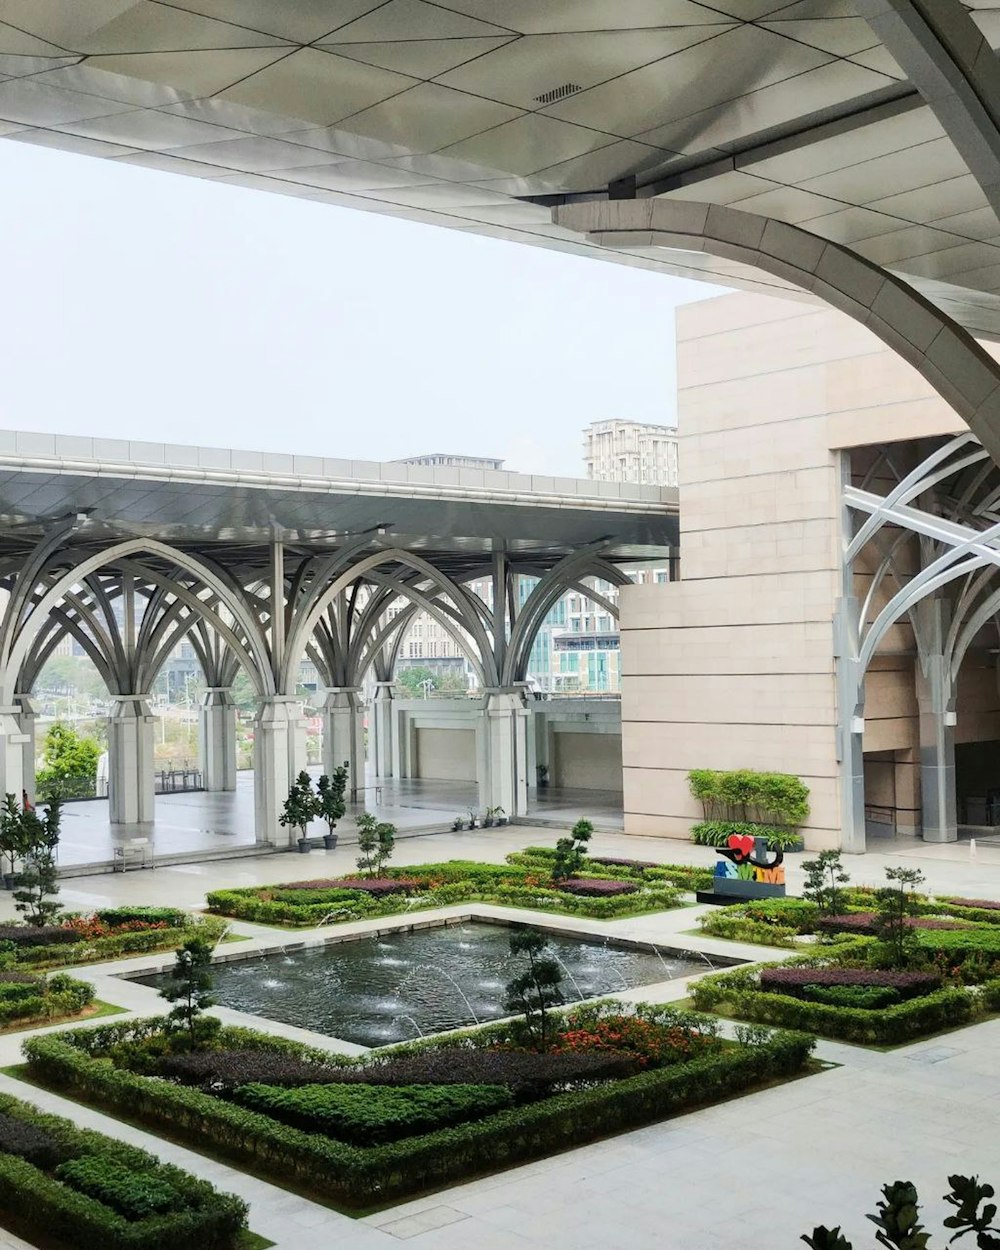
0, 1090, 247, 1250
23, 1019, 814, 1208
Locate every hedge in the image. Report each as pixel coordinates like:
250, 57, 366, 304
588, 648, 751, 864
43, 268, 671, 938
0, 1092, 247, 1250
690, 964, 982, 1045
697, 911, 798, 949
506, 849, 715, 892
23, 1020, 814, 1207
15, 917, 226, 969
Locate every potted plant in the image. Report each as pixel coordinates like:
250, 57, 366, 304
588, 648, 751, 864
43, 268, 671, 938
316, 762, 348, 851
494, 806, 508, 827
0, 794, 29, 890
483, 808, 495, 828
451, 814, 464, 832
466, 809, 478, 831
279, 771, 317, 852
536, 764, 549, 788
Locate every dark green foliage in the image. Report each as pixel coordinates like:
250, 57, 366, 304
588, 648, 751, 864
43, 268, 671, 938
56, 1156, 183, 1220
0, 1111, 63, 1169
0, 925, 76, 948
868, 1180, 930, 1249
234, 1081, 514, 1145
801, 984, 901, 1009
0, 1091, 247, 1249
551, 819, 594, 882
806, 1175, 1000, 1249
691, 820, 803, 850
505, 928, 564, 1051
95, 907, 186, 928
802, 1228, 853, 1250
24, 1021, 813, 1209
355, 812, 396, 878
698, 911, 798, 948
315, 765, 348, 835
159, 938, 216, 1051
803, 850, 851, 916
13, 798, 63, 927
279, 771, 316, 840
943, 1174, 1000, 1247
688, 768, 810, 824
875, 866, 926, 969
35, 723, 101, 802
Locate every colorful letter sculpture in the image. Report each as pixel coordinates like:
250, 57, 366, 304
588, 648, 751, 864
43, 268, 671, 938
709, 834, 786, 900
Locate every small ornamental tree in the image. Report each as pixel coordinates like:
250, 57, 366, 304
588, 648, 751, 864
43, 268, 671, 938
279, 771, 317, 843
504, 928, 564, 1051
160, 937, 217, 1051
0, 794, 30, 878
552, 818, 594, 882
803, 1174, 1000, 1249
316, 764, 348, 837
13, 797, 62, 926
803, 849, 851, 917
35, 722, 101, 801
356, 812, 396, 878
875, 865, 925, 969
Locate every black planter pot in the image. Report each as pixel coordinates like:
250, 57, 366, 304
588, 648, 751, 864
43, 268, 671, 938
297, 838, 311, 853
466, 821, 477, 831
483, 818, 494, 828
323, 834, 338, 851
2, 873, 19, 891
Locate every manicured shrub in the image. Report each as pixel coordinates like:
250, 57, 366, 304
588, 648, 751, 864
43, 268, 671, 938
23, 1019, 814, 1208
275, 878, 420, 897
94, 907, 186, 928
0, 1111, 63, 1169
819, 913, 968, 936
551, 1016, 716, 1067
0, 926, 76, 948
557, 878, 638, 897
698, 911, 798, 948
917, 927, 1000, 959
55, 1156, 182, 1219
233, 1081, 515, 1145
589, 856, 658, 870
945, 897, 1000, 911
758, 967, 941, 1000
801, 984, 900, 1010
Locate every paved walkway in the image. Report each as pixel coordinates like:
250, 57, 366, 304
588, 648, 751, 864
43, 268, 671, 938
1, 827, 999, 1248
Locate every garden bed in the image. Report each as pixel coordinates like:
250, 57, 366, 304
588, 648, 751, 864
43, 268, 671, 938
207, 851, 698, 928
21, 1007, 814, 1208
0, 1091, 248, 1250
0, 909, 228, 969
0, 971, 97, 1032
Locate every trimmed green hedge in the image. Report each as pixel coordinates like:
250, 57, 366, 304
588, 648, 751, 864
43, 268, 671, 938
23, 1018, 814, 1208
15, 917, 227, 968
698, 911, 798, 948
0, 1092, 247, 1250
506, 848, 714, 893
689, 963, 996, 1045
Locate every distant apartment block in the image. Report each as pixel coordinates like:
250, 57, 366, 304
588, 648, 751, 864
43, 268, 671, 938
584, 419, 679, 487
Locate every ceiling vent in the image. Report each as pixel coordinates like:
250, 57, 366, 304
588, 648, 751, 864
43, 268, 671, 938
534, 82, 582, 106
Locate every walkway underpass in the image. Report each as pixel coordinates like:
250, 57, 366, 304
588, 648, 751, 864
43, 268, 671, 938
0, 431, 670, 866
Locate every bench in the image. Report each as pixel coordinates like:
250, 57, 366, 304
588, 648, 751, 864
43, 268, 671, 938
113, 837, 153, 872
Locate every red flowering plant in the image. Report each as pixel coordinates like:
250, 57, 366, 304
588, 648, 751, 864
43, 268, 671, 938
63, 916, 170, 941
549, 1002, 722, 1069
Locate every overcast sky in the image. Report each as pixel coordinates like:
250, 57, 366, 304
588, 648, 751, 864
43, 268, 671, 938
0, 139, 727, 478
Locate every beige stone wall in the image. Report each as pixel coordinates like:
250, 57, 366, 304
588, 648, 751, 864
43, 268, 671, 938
619, 290, 978, 848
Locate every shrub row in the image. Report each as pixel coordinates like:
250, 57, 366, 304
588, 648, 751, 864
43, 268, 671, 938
0, 972, 93, 1028
817, 913, 967, 936
558, 878, 639, 897
24, 1021, 814, 1207
94, 907, 186, 928
276, 878, 421, 897
690, 964, 994, 1045
698, 911, 798, 949
15, 917, 226, 969
506, 848, 715, 893
0, 1092, 247, 1250
758, 967, 940, 999
55, 1156, 184, 1220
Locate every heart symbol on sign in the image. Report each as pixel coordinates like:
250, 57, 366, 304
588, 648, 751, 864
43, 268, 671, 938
727, 834, 755, 860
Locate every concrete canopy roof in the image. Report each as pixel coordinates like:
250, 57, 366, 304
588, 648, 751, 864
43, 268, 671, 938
7, 3, 1000, 337
0, 430, 676, 578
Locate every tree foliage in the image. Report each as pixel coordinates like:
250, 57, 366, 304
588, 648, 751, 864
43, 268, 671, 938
356, 813, 396, 878
35, 722, 101, 801
551, 819, 594, 882
875, 866, 925, 969
279, 771, 316, 840
504, 927, 564, 1051
802, 850, 851, 917
159, 937, 217, 1051
316, 765, 348, 834
9, 797, 62, 926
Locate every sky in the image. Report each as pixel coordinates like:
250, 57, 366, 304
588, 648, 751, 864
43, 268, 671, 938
0, 138, 728, 478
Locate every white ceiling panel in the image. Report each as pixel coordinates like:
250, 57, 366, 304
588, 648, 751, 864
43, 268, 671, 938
868, 174, 989, 223
437, 27, 732, 112
54, 107, 245, 149
0, 55, 79, 79
333, 83, 522, 154
545, 25, 831, 140
845, 43, 905, 78
324, 0, 515, 42
0, 23, 66, 56
0, 78, 132, 126
269, 159, 435, 191
439, 112, 622, 178
798, 137, 970, 202
931, 207, 1000, 241
665, 170, 784, 204
113, 149, 235, 177
435, 1, 739, 34
529, 138, 668, 192
760, 17, 881, 57
897, 241, 1000, 281
167, 133, 341, 171
0, 0, 137, 49
9, 128, 139, 157
321, 36, 516, 80
852, 225, 966, 266
725, 183, 845, 223
88, 48, 292, 98
71, 1, 292, 54
160, 1, 384, 44
799, 205, 915, 245
218, 47, 417, 128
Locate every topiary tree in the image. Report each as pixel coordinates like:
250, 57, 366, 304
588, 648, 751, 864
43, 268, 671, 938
355, 812, 396, 878
875, 865, 925, 969
802, 849, 851, 917
803, 1173, 1000, 1248
279, 771, 317, 844
551, 818, 594, 882
316, 764, 348, 837
504, 928, 564, 1051
13, 797, 62, 926
159, 937, 217, 1051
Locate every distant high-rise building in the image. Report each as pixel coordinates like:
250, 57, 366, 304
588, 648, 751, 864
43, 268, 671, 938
393, 453, 505, 471
583, 419, 678, 487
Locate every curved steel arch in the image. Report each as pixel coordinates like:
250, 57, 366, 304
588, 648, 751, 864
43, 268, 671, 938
555, 200, 1000, 466
2, 538, 275, 702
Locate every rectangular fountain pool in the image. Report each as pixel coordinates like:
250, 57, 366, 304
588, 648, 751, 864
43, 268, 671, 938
132, 922, 730, 1047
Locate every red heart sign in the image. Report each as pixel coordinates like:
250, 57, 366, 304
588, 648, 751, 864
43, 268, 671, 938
727, 834, 755, 859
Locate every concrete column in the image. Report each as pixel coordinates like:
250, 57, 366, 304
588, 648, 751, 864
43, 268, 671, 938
0, 706, 27, 804
835, 598, 866, 853
917, 652, 958, 843
477, 690, 530, 817
15, 695, 38, 802
198, 688, 237, 792
321, 689, 365, 800
372, 682, 395, 779
108, 696, 155, 825
253, 696, 304, 847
